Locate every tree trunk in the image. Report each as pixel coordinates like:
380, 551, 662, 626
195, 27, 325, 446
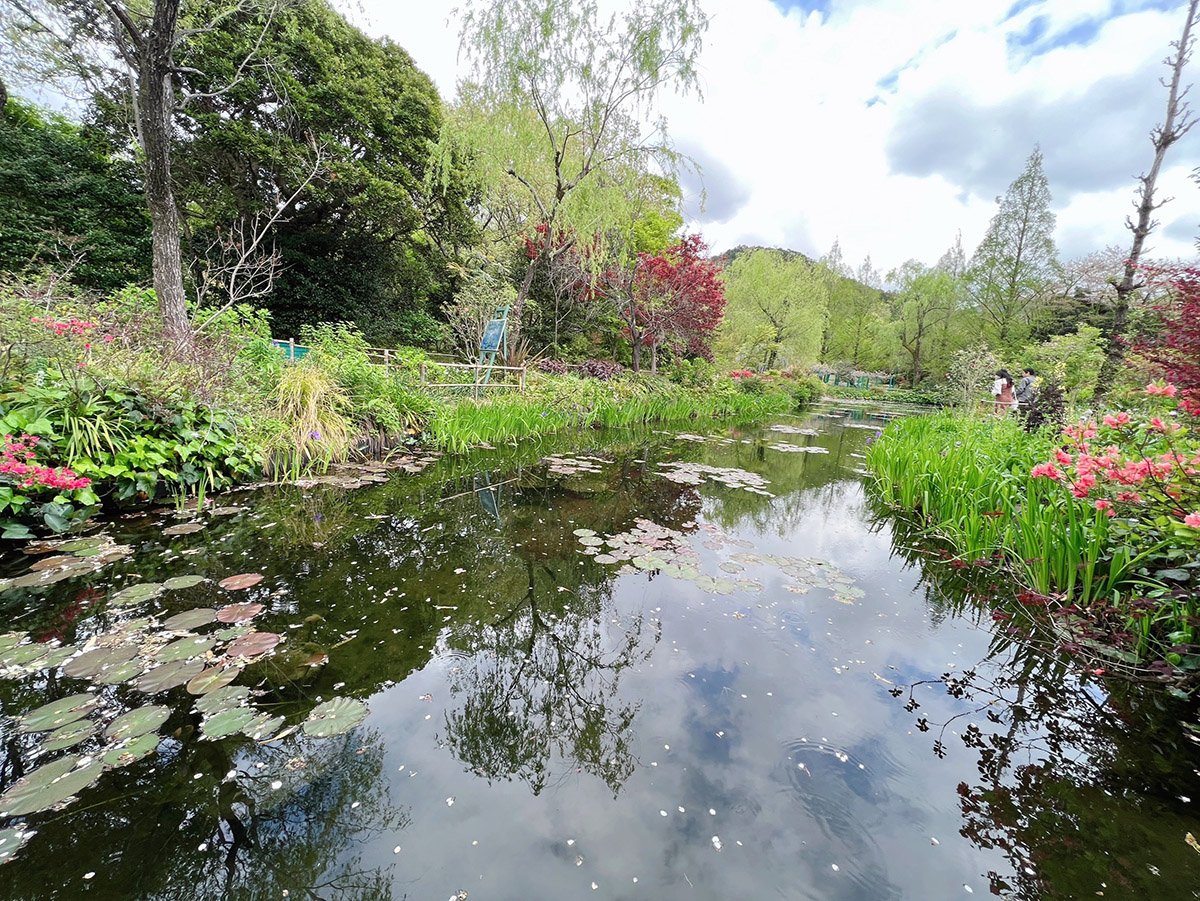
509, 257, 539, 355
1096, 0, 1198, 396
650, 341, 657, 373
0, 74, 8, 115
139, 0, 192, 350
631, 337, 641, 372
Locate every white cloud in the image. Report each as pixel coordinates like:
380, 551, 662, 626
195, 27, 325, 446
347, 0, 1200, 273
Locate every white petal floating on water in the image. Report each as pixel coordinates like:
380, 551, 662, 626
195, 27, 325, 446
711, 836, 722, 851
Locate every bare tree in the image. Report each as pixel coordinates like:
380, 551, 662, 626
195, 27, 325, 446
1097, 0, 1199, 394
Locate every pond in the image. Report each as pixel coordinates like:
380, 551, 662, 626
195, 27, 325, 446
0, 405, 1199, 900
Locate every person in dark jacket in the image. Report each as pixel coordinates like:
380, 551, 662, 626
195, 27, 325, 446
1014, 367, 1037, 409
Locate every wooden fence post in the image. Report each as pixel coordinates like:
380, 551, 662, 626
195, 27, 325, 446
383, 348, 391, 372
419, 362, 427, 385
519, 364, 526, 393
288, 337, 295, 361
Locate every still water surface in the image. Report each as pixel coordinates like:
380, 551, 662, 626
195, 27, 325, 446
1, 406, 1199, 900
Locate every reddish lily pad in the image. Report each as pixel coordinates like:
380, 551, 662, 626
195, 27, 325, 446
225, 631, 281, 659
216, 603, 264, 624
218, 573, 264, 591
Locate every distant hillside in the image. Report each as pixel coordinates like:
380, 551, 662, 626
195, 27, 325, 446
710, 245, 882, 298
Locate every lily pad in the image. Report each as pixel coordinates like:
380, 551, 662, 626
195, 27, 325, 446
94, 659, 144, 685
42, 719, 98, 752
216, 603, 264, 624
226, 631, 281, 659
105, 705, 170, 742
244, 713, 286, 741
102, 732, 159, 768
0, 644, 49, 670
572, 529, 597, 537
163, 575, 207, 591
219, 573, 264, 591
63, 645, 138, 680
109, 583, 164, 607
214, 624, 252, 642
162, 608, 217, 631
0, 757, 103, 816
0, 633, 25, 652
40, 646, 78, 671
194, 685, 251, 716
186, 666, 242, 696
0, 827, 33, 864
134, 659, 205, 693
202, 706, 259, 740
57, 537, 106, 553
302, 697, 367, 737
163, 522, 205, 536
155, 636, 215, 662
18, 694, 98, 733
28, 555, 76, 572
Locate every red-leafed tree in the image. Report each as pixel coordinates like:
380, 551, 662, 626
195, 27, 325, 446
1135, 264, 1200, 415
605, 235, 725, 372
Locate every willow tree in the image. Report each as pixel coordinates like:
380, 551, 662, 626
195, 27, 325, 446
718, 249, 828, 370
448, 0, 707, 348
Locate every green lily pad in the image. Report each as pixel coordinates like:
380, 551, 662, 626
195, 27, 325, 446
63, 645, 138, 680
215, 603, 264, 624
163, 575, 207, 591
134, 660, 205, 693
0, 643, 50, 670
194, 685, 251, 716
302, 697, 367, 738
0, 758, 103, 816
201, 706, 259, 740
226, 631, 281, 659
109, 583, 164, 607
156, 636, 215, 662
162, 608, 217, 631
218, 573, 264, 591
162, 522, 205, 536
42, 719, 98, 752
18, 694, 98, 733
40, 646, 79, 671
0, 826, 33, 864
244, 713, 285, 741
214, 624, 252, 642
57, 537, 106, 553
0, 633, 26, 652
95, 658, 145, 685
105, 705, 170, 742
186, 665, 241, 695
101, 732, 159, 768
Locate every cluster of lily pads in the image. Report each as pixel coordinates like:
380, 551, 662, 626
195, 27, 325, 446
0, 541, 370, 845
573, 519, 863, 605
768, 443, 830, 454
0, 535, 131, 593
574, 520, 763, 596
542, 455, 607, 476
657, 462, 774, 496
290, 454, 441, 491
766, 425, 821, 436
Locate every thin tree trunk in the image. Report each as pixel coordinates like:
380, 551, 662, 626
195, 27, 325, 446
138, 0, 192, 350
509, 257, 538, 355
1097, 0, 1198, 395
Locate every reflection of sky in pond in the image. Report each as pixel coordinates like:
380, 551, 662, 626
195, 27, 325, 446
1, 407, 1199, 899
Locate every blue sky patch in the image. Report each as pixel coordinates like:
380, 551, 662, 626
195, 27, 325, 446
772, 0, 832, 19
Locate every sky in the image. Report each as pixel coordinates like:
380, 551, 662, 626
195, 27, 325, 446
345, 0, 1200, 275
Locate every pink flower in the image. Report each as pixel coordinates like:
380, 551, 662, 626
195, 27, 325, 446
1145, 382, 1178, 398
1102, 412, 1131, 428
1031, 462, 1063, 480
1184, 512, 1200, 528
1095, 499, 1116, 517
1055, 448, 1073, 465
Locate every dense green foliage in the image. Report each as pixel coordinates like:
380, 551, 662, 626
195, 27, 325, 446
0, 99, 149, 291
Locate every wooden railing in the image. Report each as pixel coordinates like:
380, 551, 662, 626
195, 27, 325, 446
271, 339, 526, 394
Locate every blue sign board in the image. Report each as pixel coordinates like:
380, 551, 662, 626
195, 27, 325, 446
480, 319, 506, 353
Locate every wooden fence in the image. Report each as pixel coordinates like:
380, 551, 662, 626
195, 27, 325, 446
271, 339, 525, 395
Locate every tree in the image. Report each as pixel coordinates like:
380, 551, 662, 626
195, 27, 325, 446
1135, 264, 1200, 415
0, 98, 149, 291
450, 0, 707, 348
890, 260, 959, 386
946, 345, 1001, 408
1097, 0, 1198, 394
822, 247, 888, 369
1, 0, 285, 348
719, 249, 828, 370
165, 0, 474, 343
966, 147, 1059, 346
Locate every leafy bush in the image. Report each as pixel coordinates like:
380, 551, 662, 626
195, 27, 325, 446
578, 359, 623, 380
668, 358, 718, 388
536, 358, 570, 375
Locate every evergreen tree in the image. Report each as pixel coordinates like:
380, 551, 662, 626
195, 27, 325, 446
966, 147, 1059, 346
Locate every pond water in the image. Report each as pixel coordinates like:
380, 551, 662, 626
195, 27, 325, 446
1, 405, 1199, 900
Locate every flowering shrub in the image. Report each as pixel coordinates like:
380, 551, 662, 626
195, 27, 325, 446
0, 434, 98, 538
728, 369, 754, 379
1031, 383, 1200, 536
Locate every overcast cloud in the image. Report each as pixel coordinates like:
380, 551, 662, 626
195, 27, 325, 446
347, 0, 1200, 273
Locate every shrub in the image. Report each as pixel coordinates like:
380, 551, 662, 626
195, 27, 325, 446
578, 359, 623, 380
536, 358, 570, 375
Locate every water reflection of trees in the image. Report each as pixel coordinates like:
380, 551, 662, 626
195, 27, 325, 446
882, 527, 1200, 898
0, 729, 407, 900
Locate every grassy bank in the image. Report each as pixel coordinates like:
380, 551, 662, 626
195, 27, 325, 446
867, 411, 1200, 674
0, 292, 819, 536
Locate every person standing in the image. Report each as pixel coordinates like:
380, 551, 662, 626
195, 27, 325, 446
1014, 367, 1037, 410
992, 369, 1016, 415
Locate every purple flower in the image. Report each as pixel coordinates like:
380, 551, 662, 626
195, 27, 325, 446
310, 430, 321, 440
